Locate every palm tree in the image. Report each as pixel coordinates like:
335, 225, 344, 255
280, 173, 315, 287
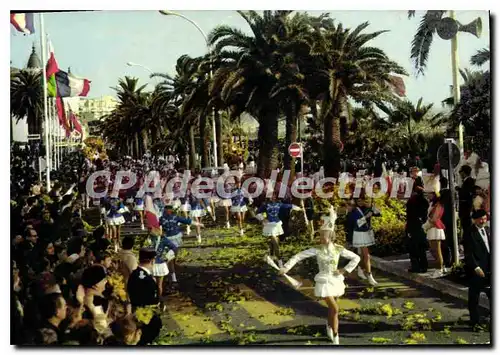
305, 20, 407, 177
10, 70, 44, 136
379, 98, 444, 153
209, 10, 311, 178
441, 68, 485, 108
408, 11, 447, 75
100, 76, 150, 157
153, 55, 202, 170
470, 47, 490, 67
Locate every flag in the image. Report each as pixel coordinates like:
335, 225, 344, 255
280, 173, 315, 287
69, 111, 82, 135
46, 42, 59, 97
46, 41, 91, 98
144, 195, 161, 235
10, 13, 35, 34
54, 71, 91, 97
55, 97, 71, 138
389, 75, 406, 97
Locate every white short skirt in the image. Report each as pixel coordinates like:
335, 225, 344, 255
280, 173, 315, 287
263, 221, 284, 237
219, 199, 232, 207
126, 198, 134, 204
152, 262, 169, 277
231, 205, 248, 213
314, 273, 346, 298
100, 207, 106, 215
352, 230, 375, 247
134, 203, 144, 211
190, 209, 206, 218
427, 228, 446, 241
180, 203, 191, 212
211, 196, 220, 203
107, 215, 125, 226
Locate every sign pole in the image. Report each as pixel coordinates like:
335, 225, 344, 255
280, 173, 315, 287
446, 138, 460, 265
300, 143, 304, 176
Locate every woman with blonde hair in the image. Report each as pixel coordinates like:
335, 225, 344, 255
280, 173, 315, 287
279, 206, 360, 344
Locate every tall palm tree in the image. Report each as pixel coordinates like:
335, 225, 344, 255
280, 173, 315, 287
153, 55, 202, 170
209, 10, 319, 177
100, 76, 150, 157
209, 11, 283, 177
10, 70, 44, 136
305, 20, 407, 177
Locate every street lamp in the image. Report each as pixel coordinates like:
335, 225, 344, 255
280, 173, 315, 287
159, 10, 218, 168
126, 62, 159, 85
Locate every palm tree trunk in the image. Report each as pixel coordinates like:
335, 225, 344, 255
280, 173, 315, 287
189, 125, 196, 171
257, 108, 279, 178
215, 110, 223, 167
407, 120, 412, 149
135, 133, 140, 158
339, 95, 349, 144
199, 114, 209, 168
284, 109, 297, 178
142, 130, 149, 153
323, 103, 342, 178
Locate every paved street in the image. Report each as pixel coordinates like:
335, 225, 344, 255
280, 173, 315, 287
113, 214, 491, 346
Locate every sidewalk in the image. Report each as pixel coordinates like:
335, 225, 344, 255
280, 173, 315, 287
371, 252, 490, 310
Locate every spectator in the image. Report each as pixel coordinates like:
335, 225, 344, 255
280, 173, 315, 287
127, 248, 162, 345
106, 315, 142, 345
439, 177, 455, 268
34, 293, 67, 345
423, 191, 447, 277
463, 209, 490, 328
457, 165, 476, 238
405, 186, 429, 273
118, 236, 138, 282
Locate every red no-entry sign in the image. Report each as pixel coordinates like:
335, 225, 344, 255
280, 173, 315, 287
289, 142, 302, 158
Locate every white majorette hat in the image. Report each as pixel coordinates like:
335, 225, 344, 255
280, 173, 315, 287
320, 205, 337, 232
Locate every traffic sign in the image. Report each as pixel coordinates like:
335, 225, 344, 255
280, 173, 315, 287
288, 142, 302, 158
437, 141, 461, 169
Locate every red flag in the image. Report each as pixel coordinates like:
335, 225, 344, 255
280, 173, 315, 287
69, 111, 82, 135
389, 75, 406, 97
55, 97, 71, 137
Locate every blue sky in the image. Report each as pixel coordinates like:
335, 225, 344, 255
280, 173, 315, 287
10, 10, 490, 107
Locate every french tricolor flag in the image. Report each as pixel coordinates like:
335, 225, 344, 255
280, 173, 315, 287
11, 13, 35, 35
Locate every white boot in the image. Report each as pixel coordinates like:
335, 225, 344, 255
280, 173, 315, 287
171, 273, 177, 283
357, 267, 367, 280
186, 226, 191, 235
326, 323, 334, 342
366, 273, 378, 286
333, 333, 339, 345
141, 224, 145, 231
226, 221, 230, 229
278, 259, 284, 268
197, 235, 202, 244
240, 229, 244, 236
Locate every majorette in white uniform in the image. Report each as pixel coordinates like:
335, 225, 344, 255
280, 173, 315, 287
281, 206, 360, 344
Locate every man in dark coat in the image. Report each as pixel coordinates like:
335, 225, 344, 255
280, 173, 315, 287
127, 248, 162, 345
439, 177, 455, 267
405, 187, 429, 273
463, 209, 490, 328
457, 165, 476, 238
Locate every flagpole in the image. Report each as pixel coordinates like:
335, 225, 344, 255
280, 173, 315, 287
40, 13, 51, 190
